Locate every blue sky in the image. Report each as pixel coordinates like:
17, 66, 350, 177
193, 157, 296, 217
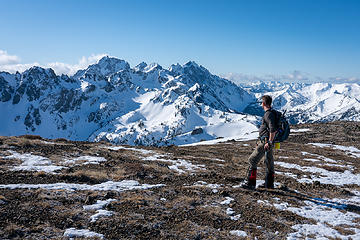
1, 0, 359, 81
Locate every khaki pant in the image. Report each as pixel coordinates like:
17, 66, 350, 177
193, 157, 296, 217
248, 142, 274, 173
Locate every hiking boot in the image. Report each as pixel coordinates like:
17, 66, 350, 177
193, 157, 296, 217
265, 172, 275, 189
240, 181, 256, 190
241, 168, 256, 190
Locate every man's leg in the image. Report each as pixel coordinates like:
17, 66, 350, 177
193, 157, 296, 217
243, 143, 265, 189
249, 142, 266, 169
264, 147, 275, 188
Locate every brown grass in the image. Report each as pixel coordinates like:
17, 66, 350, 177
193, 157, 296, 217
333, 225, 356, 236
108, 167, 127, 181
4, 223, 26, 237
67, 167, 127, 181
15, 138, 33, 148
53, 138, 69, 142
34, 171, 47, 177
166, 195, 203, 209
18, 135, 43, 140
119, 193, 155, 203
321, 165, 346, 173
69, 169, 109, 181
143, 161, 172, 174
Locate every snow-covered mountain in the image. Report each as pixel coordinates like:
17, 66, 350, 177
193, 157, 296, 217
1, 57, 359, 146
0, 56, 257, 145
241, 81, 360, 124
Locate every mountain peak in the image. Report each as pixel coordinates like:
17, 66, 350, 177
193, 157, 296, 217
23, 66, 56, 78
183, 61, 209, 75
143, 63, 162, 73
134, 62, 148, 72
169, 63, 183, 74
169, 61, 204, 76
184, 61, 200, 68
73, 56, 130, 79
97, 56, 130, 71
97, 55, 126, 65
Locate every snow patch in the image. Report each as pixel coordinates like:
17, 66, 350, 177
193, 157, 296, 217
220, 197, 234, 205
219, 197, 241, 220
229, 230, 248, 237
301, 151, 337, 163
303, 158, 320, 162
105, 146, 155, 155
193, 181, 222, 193
64, 228, 103, 239
3, 151, 110, 172
4, 150, 64, 173
64, 156, 107, 165
230, 214, 242, 221
41, 141, 56, 145
309, 143, 360, 158
226, 207, 235, 215
279, 196, 360, 239
291, 128, 311, 133
276, 161, 360, 186
104, 145, 206, 174
142, 154, 206, 174
0, 180, 164, 192
180, 131, 258, 147
83, 199, 116, 210
90, 209, 114, 223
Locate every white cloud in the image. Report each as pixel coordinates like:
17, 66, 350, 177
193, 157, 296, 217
261, 70, 313, 83
328, 76, 360, 84
223, 70, 344, 84
220, 73, 263, 83
223, 71, 360, 85
0, 50, 107, 75
0, 50, 21, 65
78, 54, 107, 68
285, 70, 310, 81
47, 53, 107, 76
0, 63, 41, 73
46, 62, 74, 76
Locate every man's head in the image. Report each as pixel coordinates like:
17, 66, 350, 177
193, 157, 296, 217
261, 95, 272, 109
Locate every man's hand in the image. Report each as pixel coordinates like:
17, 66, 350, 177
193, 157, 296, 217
265, 131, 277, 151
264, 142, 271, 151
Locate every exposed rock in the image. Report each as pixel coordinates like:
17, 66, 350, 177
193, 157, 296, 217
191, 128, 203, 135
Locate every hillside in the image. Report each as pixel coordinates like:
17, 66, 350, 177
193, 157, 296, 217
0, 121, 359, 239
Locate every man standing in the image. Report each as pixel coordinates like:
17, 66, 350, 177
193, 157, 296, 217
241, 95, 277, 190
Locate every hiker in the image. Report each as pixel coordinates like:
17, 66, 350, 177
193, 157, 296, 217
241, 95, 277, 189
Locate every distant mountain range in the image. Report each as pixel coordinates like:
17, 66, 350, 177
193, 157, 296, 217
241, 81, 360, 123
1, 56, 359, 145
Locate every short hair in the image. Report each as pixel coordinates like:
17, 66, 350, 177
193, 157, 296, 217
261, 95, 272, 106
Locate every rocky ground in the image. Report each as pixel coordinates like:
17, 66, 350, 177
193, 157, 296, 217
0, 121, 359, 239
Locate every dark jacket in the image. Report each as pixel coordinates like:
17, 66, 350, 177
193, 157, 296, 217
259, 108, 277, 138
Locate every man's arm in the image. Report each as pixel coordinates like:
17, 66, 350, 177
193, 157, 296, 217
269, 131, 276, 143
264, 111, 277, 151
264, 131, 276, 151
